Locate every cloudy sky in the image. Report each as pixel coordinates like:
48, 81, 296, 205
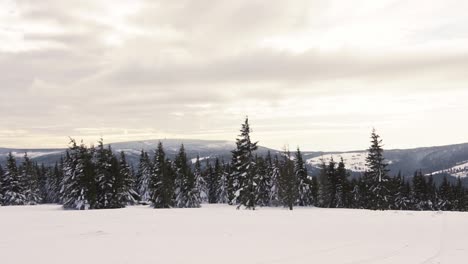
1, 0, 468, 151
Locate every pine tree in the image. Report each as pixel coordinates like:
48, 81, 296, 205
216, 160, 230, 204
150, 142, 175, 208
295, 148, 311, 206
1, 153, 26, 205
310, 176, 319, 206
95, 140, 119, 209
437, 176, 452, 211
268, 155, 281, 206
118, 151, 139, 205
365, 129, 390, 210
412, 170, 428, 210
255, 155, 270, 206
317, 160, 330, 208
136, 150, 152, 203
20, 153, 41, 204
193, 155, 208, 203
61, 139, 95, 210
232, 117, 259, 209
206, 159, 219, 204
335, 158, 348, 208
174, 144, 200, 208
394, 173, 410, 210
278, 149, 297, 210
44, 163, 62, 203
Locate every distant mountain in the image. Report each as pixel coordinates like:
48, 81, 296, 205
2, 140, 468, 184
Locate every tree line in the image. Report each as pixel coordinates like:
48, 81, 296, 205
1, 118, 467, 211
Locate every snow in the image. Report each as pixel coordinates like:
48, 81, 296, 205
307, 152, 369, 172
1, 204, 468, 264
190, 156, 210, 164
4, 151, 62, 159
429, 161, 468, 178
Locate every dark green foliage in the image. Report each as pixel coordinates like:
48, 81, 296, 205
150, 142, 175, 208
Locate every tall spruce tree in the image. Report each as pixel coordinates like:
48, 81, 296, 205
61, 140, 96, 210
365, 129, 390, 210
193, 155, 208, 203
150, 142, 175, 208
95, 140, 119, 209
278, 149, 297, 210
216, 160, 230, 204
295, 148, 311, 206
174, 144, 200, 208
118, 151, 139, 205
20, 153, 41, 204
231, 117, 259, 209
1, 153, 26, 205
269, 155, 281, 206
136, 150, 152, 203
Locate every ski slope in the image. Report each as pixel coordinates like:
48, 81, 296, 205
1, 204, 467, 264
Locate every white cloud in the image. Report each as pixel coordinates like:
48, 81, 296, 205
0, 0, 468, 150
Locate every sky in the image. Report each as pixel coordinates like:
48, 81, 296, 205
1, 0, 468, 151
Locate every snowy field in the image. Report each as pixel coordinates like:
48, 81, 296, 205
1, 205, 468, 264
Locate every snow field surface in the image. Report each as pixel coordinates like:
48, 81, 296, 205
1, 204, 468, 264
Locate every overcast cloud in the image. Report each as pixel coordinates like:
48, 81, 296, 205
1, 0, 468, 150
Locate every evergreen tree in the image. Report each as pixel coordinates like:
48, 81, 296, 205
278, 150, 297, 210
95, 140, 119, 209
412, 170, 428, 210
295, 148, 311, 206
150, 142, 175, 208
255, 155, 270, 206
310, 176, 319, 206
268, 155, 281, 206
365, 129, 390, 210
61, 140, 96, 210
317, 160, 331, 208
193, 155, 208, 203
437, 176, 452, 211
216, 160, 230, 204
335, 158, 348, 208
1, 153, 26, 205
20, 153, 41, 204
174, 144, 200, 208
136, 150, 152, 203
231, 117, 258, 209
118, 151, 140, 205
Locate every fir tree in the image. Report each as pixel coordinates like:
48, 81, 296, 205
95, 140, 119, 209
136, 150, 152, 203
1, 153, 26, 205
193, 155, 208, 203
232, 117, 258, 209
174, 144, 200, 208
295, 148, 311, 206
365, 129, 390, 210
118, 151, 140, 205
335, 158, 348, 208
20, 153, 41, 204
150, 142, 175, 208
278, 149, 297, 210
268, 155, 281, 206
61, 140, 95, 210
438, 176, 452, 211
216, 160, 230, 204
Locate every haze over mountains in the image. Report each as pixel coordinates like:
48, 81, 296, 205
2, 139, 468, 183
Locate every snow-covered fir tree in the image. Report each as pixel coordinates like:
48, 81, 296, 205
295, 148, 311, 206
61, 140, 96, 210
174, 144, 200, 208
206, 159, 220, 204
256, 154, 270, 206
95, 140, 120, 209
118, 151, 140, 205
193, 155, 208, 203
216, 160, 230, 204
231, 117, 259, 209
150, 142, 175, 208
278, 149, 297, 210
1, 153, 26, 205
136, 150, 152, 203
268, 155, 281, 206
20, 153, 41, 205
334, 158, 348, 208
365, 129, 390, 210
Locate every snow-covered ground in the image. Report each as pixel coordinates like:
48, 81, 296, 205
307, 152, 369, 172
429, 161, 468, 178
1, 204, 467, 264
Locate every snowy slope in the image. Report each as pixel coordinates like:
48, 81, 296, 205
307, 152, 369, 172
429, 161, 468, 178
1, 204, 468, 264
